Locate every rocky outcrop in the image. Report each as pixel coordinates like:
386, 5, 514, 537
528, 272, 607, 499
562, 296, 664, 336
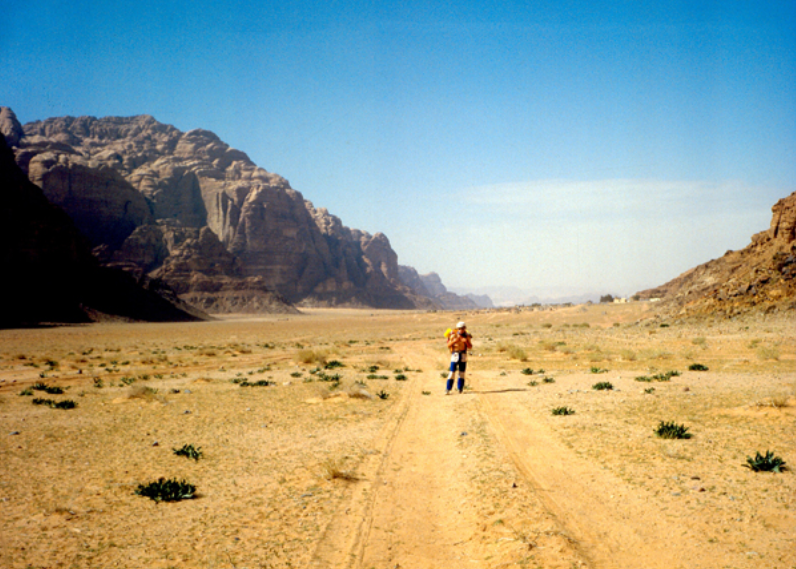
0, 131, 204, 327
636, 191, 796, 316
12, 110, 437, 311
398, 266, 481, 310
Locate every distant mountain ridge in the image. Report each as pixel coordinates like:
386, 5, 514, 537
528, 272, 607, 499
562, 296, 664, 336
636, 191, 796, 317
6, 108, 482, 312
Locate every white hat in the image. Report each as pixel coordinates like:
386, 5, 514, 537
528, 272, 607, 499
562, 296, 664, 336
456, 321, 466, 328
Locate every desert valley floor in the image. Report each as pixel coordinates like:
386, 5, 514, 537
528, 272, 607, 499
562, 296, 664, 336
0, 303, 794, 569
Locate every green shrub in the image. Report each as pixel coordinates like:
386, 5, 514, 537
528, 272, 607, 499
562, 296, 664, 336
19, 388, 33, 396
635, 375, 653, 382
527, 380, 538, 387
376, 390, 389, 400
542, 377, 555, 383
290, 371, 303, 378
324, 360, 345, 369
744, 451, 786, 472
644, 387, 655, 394
239, 379, 274, 387
32, 382, 64, 394
367, 374, 388, 380
688, 363, 709, 371
367, 365, 380, 373
520, 368, 534, 375
551, 406, 575, 416
592, 381, 613, 391
135, 478, 196, 502
173, 444, 203, 461
32, 398, 76, 409
394, 374, 407, 381
590, 366, 608, 374
654, 421, 692, 439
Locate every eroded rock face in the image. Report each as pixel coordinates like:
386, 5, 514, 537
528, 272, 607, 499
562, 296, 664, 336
398, 266, 479, 310
13, 110, 435, 310
0, 130, 203, 327
636, 191, 796, 316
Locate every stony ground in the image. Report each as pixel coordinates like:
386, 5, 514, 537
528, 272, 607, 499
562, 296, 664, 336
0, 304, 794, 568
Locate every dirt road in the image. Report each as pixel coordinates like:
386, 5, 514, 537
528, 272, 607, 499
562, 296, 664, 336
309, 341, 793, 569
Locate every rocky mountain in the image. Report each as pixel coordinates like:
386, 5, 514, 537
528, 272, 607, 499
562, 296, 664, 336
636, 191, 796, 317
7, 108, 445, 312
397, 266, 482, 310
0, 121, 205, 327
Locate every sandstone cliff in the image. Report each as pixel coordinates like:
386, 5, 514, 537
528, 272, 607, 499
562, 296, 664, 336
11, 110, 437, 311
0, 127, 204, 327
398, 266, 480, 310
636, 191, 796, 317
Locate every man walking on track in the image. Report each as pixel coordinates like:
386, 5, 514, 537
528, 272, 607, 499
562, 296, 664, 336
446, 321, 472, 394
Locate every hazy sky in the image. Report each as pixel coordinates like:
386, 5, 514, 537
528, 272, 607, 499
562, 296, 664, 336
4, 1, 795, 298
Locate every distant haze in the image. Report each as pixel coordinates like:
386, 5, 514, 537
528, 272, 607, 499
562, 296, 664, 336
3, 1, 794, 298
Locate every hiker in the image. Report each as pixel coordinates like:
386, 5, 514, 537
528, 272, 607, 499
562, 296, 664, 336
446, 321, 472, 394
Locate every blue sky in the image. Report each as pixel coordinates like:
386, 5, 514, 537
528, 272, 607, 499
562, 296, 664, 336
3, 1, 795, 299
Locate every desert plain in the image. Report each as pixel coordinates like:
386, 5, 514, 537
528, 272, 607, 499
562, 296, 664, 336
0, 303, 794, 569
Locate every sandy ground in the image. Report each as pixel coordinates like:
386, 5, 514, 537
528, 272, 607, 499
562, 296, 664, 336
0, 303, 794, 568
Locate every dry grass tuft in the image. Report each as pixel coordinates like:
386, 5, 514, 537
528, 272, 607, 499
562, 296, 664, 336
320, 458, 359, 481
128, 385, 160, 401
298, 349, 327, 365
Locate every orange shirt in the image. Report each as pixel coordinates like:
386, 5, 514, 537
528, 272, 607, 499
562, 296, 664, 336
447, 331, 472, 352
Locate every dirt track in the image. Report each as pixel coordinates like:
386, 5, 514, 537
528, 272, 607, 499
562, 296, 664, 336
1, 305, 794, 568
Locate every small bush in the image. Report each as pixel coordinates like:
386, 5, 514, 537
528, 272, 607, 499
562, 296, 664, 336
367, 374, 388, 380
325, 360, 345, 369
592, 382, 613, 391
635, 375, 653, 382
688, 363, 709, 371
551, 406, 575, 416
644, 387, 655, 394
744, 451, 786, 472
19, 388, 33, 396
239, 380, 274, 387
173, 444, 203, 461
654, 421, 692, 439
298, 349, 327, 365
422, 390, 431, 395
321, 458, 358, 481
542, 377, 555, 384
32, 382, 64, 394
135, 478, 196, 502
527, 380, 538, 387
520, 368, 534, 375
590, 366, 608, 374
290, 371, 303, 378
32, 398, 76, 409
394, 374, 407, 381
507, 345, 528, 361
367, 365, 380, 373
376, 390, 389, 400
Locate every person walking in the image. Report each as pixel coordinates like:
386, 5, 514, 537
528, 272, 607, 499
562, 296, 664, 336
446, 321, 472, 394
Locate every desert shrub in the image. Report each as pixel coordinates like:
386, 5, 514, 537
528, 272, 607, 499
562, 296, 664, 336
290, 371, 302, 378
120, 376, 136, 386
527, 380, 539, 386
635, 375, 653, 382
32, 382, 64, 394
743, 451, 786, 472
542, 376, 555, 383
173, 444, 203, 461
422, 390, 431, 395
691, 337, 707, 347
298, 349, 327, 365
590, 366, 608, 374
551, 406, 575, 416
649, 371, 679, 382
520, 368, 534, 375
688, 363, 709, 371
654, 421, 692, 439
541, 323, 553, 329
239, 380, 274, 387
439, 372, 448, 378
32, 398, 76, 409
376, 390, 389, 400
367, 374, 388, 380
325, 360, 345, 369
756, 346, 781, 361
506, 345, 528, 361
135, 478, 196, 502
592, 381, 613, 391
19, 388, 33, 396
367, 365, 380, 373
644, 387, 655, 394
321, 458, 358, 481
394, 374, 407, 381
619, 349, 637, 361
